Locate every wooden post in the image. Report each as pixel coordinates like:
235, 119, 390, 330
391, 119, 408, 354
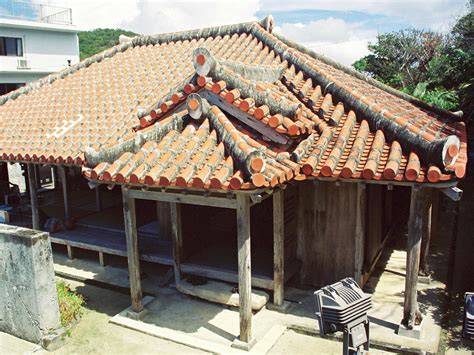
419, 188, 433, 276
170, 202, 183, 285
59, 166, 70, 222
157, 201, 172, 240
273, 189, 284, 306
27, 164, 40, 230
95, 185, 102, 212
236, 193, 252, 343
122, 186, 143, 313
354, 183, 366, 285
34, 164, 41, 189
403, 186, 426, 328
0, 162, 8, 203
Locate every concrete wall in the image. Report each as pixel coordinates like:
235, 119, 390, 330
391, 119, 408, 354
0, 22, 79, 83
0, 224, 61, 344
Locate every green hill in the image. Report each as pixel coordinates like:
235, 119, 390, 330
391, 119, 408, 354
78, 28, 140, 60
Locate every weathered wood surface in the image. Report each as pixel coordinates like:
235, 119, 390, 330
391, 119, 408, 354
156, 201, 172, 240
95, 186, 102, 212
170, 202, 183, 284
354, 183, 366, 285
49, 225, 173, 265
273, 188, 284, 306
403, 186, 427, 328
296, 181, 359, 286
180, 258, 300, 291
236, 193, 252, 343
122, 186, 144, 313
59, 165, 70, 222
27, 164, 40, 230
365, 184, 383, 269
128, 188, 237, 209
420, 189, 434, 276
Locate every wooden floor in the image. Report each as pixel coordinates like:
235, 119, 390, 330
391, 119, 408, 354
51, 225, 173, 265
7, 187, 300, 290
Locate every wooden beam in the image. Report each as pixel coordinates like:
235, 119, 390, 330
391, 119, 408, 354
441, 186, 462, 201
273, 188, 284, 306
27, 164, 40, 230
201, 91, 289, 145
403, 186, 427, 328
419, 188, 433, 276
121, 186, 144, 313
170, 202, 183, 285
95, 185, 103, 212
354, 183, 366, 285
59, 166, 70, 222
128, 188, 237, 209
236, 193, 252, 343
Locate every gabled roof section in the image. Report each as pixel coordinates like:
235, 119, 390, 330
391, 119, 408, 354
0, 15, 467, 190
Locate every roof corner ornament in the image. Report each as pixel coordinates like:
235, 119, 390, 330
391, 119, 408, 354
119, 34, 133, 44
186, 93, 210, 120
260, 15, 275, 33
193, 47, 216, 77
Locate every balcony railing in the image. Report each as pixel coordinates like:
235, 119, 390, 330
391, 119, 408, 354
0, 0, 72, 25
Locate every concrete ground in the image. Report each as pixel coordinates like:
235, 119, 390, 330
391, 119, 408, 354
49, 245, 432, 354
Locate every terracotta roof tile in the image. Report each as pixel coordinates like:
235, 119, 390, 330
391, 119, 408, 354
1, 16, 467, 189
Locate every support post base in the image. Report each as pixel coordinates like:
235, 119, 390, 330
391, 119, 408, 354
40, 327, 67, 351
397, 321, 423, 339
266, 301, 292, 314
231, 336, 257, 351
127, 308, 148, 321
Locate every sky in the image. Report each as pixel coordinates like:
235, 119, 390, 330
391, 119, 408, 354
39, 0, 471, 65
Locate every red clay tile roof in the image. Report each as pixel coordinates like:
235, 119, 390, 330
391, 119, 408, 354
0, 16, 467, 190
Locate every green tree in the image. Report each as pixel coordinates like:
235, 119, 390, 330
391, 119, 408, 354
353, 29, 447, 91
78, 28, 140, 60
352, 8, 473, 118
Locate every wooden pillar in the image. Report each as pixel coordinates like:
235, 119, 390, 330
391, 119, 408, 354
95, 185, 102, 212
0, 162, 9, 203
170, 202, 183, 285
157, 201, 172, 241
121, 186, 143, 313
273, 189, 284, 306
236, 194, 252, 343
354, 183, 366, 285
419, 188, 433, 276
59, 166, 70, 222
403, 186, 427, 328
34, 164, 41, 189
27, 164, 40, 230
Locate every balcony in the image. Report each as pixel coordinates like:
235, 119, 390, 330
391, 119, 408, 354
0, 0, 72, 25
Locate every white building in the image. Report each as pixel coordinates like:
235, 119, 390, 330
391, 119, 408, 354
0, 1, 79, 95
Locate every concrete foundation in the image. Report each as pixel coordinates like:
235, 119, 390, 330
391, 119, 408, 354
0, 225, 63, 347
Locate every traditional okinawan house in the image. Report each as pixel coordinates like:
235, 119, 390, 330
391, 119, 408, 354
0, 16, 467, 347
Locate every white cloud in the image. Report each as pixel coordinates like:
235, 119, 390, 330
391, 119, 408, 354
55, 0, 141, 30
275, 18, 377, 65
47, 0, 468, 65
261, 0, 469, 31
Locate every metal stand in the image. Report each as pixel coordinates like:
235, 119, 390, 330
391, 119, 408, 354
342, 319, 370, 355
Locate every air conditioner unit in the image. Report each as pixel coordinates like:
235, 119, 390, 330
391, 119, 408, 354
17, 59, 29, 69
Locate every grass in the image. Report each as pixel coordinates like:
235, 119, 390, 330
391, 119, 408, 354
56, 281, 85, 329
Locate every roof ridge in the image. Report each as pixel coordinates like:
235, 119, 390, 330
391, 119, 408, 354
249, 24, 461, 170
270, 30, 461, 123
0, 17, 275, 107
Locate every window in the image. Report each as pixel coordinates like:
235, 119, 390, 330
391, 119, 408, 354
0, 37, 23, 56
0, 83, 24, 96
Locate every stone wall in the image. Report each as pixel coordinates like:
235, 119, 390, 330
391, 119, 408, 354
0, 224, 61, 344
